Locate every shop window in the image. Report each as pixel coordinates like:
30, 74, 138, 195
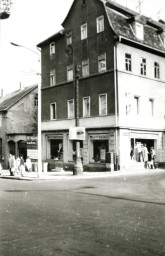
97, 16, 104, 33
125, 53, 132, 71
90, 140, 108, 163
50, 139, 63, 160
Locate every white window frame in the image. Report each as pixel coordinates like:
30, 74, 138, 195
68, 99, 74, 119
149, 99, 154, 117
50, 70, 56, 86
66, 32, 72, 45
134, 96, 140, 115
125, 53, 132, 72
97, 16, 104, 33
50, 42, 55, 55
81, 23, 87, 40
82, 59, 89, 77
154, 62, 160, 79
135, 22, 144, 40
99, 94, 107, 116
50, 102, 56, 120
67, 65, 73, 81
98, 53, 106, 73
140, 58, 146, 76
83, 96, 90, 117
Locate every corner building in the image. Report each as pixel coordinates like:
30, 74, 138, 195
37, 0, 165, 171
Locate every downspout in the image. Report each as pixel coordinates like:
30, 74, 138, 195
114, 36, 121, 170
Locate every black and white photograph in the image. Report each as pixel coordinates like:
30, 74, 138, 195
0, 0, 165, 255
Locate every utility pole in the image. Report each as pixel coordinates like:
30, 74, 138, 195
73, 65, 83, 175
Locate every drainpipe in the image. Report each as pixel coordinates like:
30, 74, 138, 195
114, 36, 121, 170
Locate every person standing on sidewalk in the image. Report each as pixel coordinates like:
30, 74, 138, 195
20, 156, 25, 177
8, 154, 13, 176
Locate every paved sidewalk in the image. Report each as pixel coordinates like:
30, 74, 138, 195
0, 167, 165, 180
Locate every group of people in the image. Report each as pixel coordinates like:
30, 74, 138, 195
130, 143, 156, 169
8, 154, 32, 177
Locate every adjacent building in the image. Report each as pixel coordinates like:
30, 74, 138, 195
37, 0, 165, 171
0, 85, 38, 168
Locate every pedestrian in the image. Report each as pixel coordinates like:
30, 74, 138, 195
16, 156, 21, 173
130, 146, 134, 160
20, 156, 25, 177
150, 147, 156, 169
8, 154, 13, 176
143, 144, 149, 168
11, 155, 16, 176
26, 156, 32, 172
134, 143, 139, 162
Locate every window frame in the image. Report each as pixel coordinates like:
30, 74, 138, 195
99, 93, 107, 116
81, 23, 87, 40
82, 59, 89, 77
134, 96, 140, 115
125, 53, 132, 72
66, 32, 72, 46
140, 58, 146, 76
98, 53, 106, 73
50, 42, 55, 55
67, 65, 73, 81
50, 70, 56, 86
67, 99, 75, 119
149, 98, 154, 117
50, 102, 57, 120
83, 96, 90, 117
154, 61, 160, 79
96, 16, 104, 33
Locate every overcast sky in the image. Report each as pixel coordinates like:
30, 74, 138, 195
0, 0, 165, 95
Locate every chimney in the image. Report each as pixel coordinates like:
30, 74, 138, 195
19, 82, 22, 90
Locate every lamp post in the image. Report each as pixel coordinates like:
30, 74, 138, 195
10, 42, 42, 177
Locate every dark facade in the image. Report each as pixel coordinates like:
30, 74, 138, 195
38, 0, 165, 171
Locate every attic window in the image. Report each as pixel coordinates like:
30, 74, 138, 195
135, 22, 144, 40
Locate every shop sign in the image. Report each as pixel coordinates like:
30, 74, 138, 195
27, 149, 38, 160
27, 140, 37, 149
69, 127, 85, 140
90, 134, 109, 140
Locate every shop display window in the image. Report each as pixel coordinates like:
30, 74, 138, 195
91, 140, 108, 163
50, 139, 63, 160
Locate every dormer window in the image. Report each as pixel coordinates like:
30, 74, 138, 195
135, 22, 144, 40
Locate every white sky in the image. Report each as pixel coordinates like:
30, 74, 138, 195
0, 0, 165, 95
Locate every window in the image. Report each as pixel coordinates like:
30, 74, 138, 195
149, 99, 154, 117
50, 139, 63, 160
81, 23, 87, 40
82, 59, 89, 77
135, 22, 144, 40
34, 93, 38, 106
66, 32, 72, 45
140, 58, 146, 76
83, 96, 90, 117
50, 70, 56, 86
97, 16, 104, 33
98, 53, 106, 73
68, 99, 74, 119
67, 65, 73, 81
99, 94, 107, 116
50, 102, 56, 120
134, 96, 139, 115
0, 138, 2, 160
125, 53, 132, 71
154, 62, 160, 79
90, 135, 109, 163
50, 42, 55, 55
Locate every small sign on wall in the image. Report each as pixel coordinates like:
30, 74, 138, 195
69, 127, 85, 140
27, 149, 38, 160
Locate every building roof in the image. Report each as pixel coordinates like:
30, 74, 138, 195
37, 0, 165, 53
0, 84, 38, 113
104, 0, 165, 52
